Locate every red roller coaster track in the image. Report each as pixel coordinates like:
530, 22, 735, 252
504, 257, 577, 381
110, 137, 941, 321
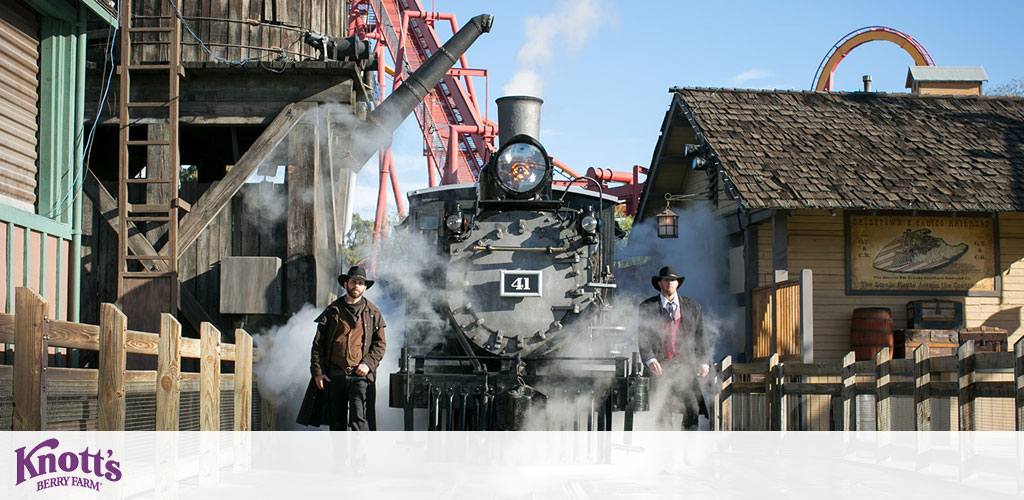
811, 26, 935, 92
349, 1, 646, 267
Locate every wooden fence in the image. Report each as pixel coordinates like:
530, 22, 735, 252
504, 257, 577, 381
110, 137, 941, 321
715, 338, 1024, 431
0, 287, 273, 430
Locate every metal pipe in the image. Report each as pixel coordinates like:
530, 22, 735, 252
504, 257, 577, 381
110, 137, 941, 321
429, 387, 440, 431
358, 13, 493, 160
496, 95, 543, 147
586, 167, 634, 184
472, 245, 568, 253
71, 6, 86, 322
446, 392, 455, 431
459, 392, 468, 430
387, 151, 405, 216
551, 158, 581, 179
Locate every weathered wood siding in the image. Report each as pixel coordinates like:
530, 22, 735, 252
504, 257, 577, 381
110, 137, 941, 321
0, 1, 40, 211
965, 213, 1024, 344
119, 0, 348, 64
758, 209, 1024, 362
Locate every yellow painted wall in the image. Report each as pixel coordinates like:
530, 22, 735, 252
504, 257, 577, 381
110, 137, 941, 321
755, 209, 1022, 362
914, 81, 983, 96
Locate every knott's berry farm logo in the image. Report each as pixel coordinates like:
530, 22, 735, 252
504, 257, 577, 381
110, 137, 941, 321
14, 438, 122, 492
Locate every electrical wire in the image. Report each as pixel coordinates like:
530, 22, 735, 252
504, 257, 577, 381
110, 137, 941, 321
166, 0, 255, 66
44, 9, 119, 219
46, 1, 306, 217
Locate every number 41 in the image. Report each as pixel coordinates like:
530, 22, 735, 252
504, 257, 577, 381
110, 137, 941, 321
510, 277, 530, 291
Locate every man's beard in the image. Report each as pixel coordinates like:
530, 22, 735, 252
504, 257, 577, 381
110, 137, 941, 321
347, 289, 363, 300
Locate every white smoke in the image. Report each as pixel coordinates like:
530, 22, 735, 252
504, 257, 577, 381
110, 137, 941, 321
614, 202, 743, 430
251, 303, 322, 430
242, 99, 413, 429
503, 0, 610, 97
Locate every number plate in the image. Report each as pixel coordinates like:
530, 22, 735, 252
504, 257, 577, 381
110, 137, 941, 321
500, 270, 542, 297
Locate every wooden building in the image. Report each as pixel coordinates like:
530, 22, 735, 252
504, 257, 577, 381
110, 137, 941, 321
0, 0, 117, 323
905, 66, 988, 96
638, 87, 1024, 363
79, 0, 368, 338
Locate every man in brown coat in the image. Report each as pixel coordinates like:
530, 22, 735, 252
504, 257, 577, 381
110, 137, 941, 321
296, 266, 387, 430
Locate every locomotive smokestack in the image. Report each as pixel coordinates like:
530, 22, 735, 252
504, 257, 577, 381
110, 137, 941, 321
353, 14, 493, 167
496, 95, 543, 148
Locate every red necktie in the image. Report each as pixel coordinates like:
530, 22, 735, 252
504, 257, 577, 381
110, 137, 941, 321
664, 302, 679, 358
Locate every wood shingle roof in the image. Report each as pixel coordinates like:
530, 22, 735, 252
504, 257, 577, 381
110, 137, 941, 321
673, 87, 1024, 212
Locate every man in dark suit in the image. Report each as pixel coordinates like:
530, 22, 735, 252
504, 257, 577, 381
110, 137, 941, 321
638, 266, 710, 430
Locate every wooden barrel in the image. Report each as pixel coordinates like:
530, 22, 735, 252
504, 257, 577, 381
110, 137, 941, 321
850, 308, 894, 361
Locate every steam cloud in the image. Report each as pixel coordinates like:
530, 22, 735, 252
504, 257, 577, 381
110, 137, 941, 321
614, 202, 743, 430
243, 99, 740, 431
503, 0, 609, 97
242, 101, 401, 429
252, 304, 322, 430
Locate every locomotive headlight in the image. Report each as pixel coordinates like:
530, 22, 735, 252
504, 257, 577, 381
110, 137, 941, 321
578, 206, 600, 242
446, 203, 467, 234
580, 215, 599, 233
495, 140, 548, 196
446, 213, 465, 232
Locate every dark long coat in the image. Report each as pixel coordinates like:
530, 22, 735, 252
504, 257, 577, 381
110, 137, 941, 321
637, 294, 710, 418
296, 296, 387, 429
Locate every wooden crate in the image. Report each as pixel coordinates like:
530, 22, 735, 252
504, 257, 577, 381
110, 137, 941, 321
894, 329, 958, 359
958, 326, 1009, 353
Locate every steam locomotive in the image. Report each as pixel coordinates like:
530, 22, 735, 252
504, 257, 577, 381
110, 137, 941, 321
388, 96, 649, 430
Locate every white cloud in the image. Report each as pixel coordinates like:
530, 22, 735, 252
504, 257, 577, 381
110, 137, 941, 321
503, 0, 612, 97
729, 68, 772, 84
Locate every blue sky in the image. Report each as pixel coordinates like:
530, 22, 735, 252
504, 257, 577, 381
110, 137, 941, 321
349, 0, 1024, 218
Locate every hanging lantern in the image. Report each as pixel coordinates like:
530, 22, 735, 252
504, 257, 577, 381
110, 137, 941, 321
657, 206, 678, 238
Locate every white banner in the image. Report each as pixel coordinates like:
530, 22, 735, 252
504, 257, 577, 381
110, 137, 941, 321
3, 432, 1022, 499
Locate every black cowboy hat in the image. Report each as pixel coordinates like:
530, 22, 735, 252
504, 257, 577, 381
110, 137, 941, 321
338, 266, 375, 289
651, 266, 685, 292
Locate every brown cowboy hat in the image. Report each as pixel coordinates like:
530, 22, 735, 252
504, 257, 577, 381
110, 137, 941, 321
338, 266, 375, 289
651, 266, 685, 292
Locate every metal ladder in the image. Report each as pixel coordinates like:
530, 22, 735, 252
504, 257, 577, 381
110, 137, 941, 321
115, 0, 182, 319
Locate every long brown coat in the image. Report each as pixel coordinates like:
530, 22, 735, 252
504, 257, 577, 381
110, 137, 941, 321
296, 296, 387, 428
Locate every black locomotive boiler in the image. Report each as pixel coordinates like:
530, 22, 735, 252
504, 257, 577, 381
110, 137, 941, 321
388, 96, 649, 430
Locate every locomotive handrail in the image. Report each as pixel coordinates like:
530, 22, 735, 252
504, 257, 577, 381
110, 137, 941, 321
472, 245, 568, 253
410, 355, 505, 360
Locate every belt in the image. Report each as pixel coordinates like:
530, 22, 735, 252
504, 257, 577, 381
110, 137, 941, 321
329, 366, 356, 376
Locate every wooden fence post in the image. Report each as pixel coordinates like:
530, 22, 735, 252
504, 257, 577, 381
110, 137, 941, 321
875, 347, 891, 431
958, 340, 976, 431
157, 313, 181, 431
840, 351, 855, 431
800, 269, 814, 363
234, 328, 253, 431
13, 287, 47, 430
98, 303, 127, 431
200, 322, 221, 431
720, 355, 732, 431
767, 353, 780, 431
1015, 337, 1023, 432
261, 394, 277, 431
778, 362, 788, 431
914, 344, 932, 431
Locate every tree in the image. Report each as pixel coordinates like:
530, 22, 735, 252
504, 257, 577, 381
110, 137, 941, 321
987, 78, 1024, 97
342, 213, 374, 268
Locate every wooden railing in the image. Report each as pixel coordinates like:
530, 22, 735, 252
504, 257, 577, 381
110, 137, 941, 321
752, 270, 813, 362
714, 338, 1024, 431
0, 287, 272, 431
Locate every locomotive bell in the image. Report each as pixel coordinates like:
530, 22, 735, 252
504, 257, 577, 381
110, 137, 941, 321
496, 96, 543, 147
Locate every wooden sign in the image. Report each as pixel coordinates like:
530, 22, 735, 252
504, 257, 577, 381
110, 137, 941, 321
846, 213, 998, 295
